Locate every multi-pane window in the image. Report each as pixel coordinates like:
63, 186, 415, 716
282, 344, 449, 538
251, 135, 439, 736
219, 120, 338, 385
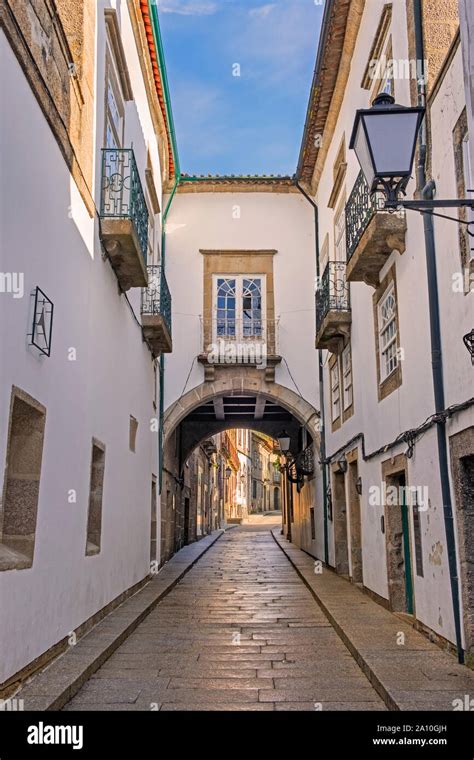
462, 133, 474, 262
105, 52, 124, 148
242, 278, 263, 337
214, 275, 264, 340
375, 38, 394, 98
330, 362, 341, 422
342, 344, 353, 410
216, 278, 237, 337
145, 194, 155, 264
334, 202, 346, 263
378, 284, 398, 381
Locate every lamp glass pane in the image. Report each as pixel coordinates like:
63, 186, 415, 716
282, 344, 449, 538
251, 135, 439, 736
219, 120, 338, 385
278, 435, 290, 452
364, 112, 419, 175
353, 120, 375, 187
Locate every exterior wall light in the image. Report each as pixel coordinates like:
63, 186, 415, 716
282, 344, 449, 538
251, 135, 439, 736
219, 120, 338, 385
350, 94, 474, 218
277, 430, 291, 454
463, 328, 474, 365
336, 455, 348, 474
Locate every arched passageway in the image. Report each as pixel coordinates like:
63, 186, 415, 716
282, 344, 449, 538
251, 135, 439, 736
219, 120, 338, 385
160, 376, 320, 563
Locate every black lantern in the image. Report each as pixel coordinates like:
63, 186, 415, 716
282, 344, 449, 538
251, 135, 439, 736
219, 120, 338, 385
463, 329, 474, 365
336, 455, 348, 474
277, 430, 291, 454
350, 93, 425, 201
224, 466, 232, 479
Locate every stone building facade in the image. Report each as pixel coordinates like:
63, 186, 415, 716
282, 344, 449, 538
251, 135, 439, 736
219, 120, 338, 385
297, 0, 473, 661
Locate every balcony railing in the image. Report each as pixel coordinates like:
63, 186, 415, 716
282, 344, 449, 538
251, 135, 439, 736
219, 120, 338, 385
141, 264, 172, 355
200, 317, 280, 358
142, 264, 172, 332
345, 170, 407, 287
345, 171, 377, 262
316, 260, 350, 335
100, 148, 148, 265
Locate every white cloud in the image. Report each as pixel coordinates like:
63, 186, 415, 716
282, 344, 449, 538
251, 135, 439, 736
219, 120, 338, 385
159, 0, 218, 16
249, 4, 276, 19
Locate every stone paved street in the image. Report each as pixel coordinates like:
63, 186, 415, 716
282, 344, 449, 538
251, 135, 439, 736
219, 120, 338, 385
64, 525, 386, 711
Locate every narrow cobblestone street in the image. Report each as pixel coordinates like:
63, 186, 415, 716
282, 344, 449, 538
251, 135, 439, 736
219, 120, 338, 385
64, 524, 386, 711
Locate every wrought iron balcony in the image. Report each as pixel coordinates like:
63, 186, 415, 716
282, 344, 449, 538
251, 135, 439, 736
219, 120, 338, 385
198, 317, 281, 381
315, 261, 351, 353
345, 170, 407, 287
141, 264, 172, 355
99, 148, 149, 291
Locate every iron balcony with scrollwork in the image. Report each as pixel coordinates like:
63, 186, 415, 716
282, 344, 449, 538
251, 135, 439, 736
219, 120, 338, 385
99, 148, 149, 291
141, 264, 172, 356
315, 260, 351, 353
345, 170, 407, 288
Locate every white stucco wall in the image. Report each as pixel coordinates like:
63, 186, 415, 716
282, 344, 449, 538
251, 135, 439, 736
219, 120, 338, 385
163, 190, 319, 414
311, 0, 472, 646
0, 0, 163, 683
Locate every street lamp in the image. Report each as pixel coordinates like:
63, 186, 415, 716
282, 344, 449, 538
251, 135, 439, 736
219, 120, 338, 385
224, 466, 232, 479
277, 430, 291, 454
350, 93, 424, 201
463, 329, 474, 364
350, 93, 474, 216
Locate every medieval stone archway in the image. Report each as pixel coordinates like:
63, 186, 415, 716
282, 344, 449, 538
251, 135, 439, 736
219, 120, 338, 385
160, 370, 321, 562
164, 374, 320, 453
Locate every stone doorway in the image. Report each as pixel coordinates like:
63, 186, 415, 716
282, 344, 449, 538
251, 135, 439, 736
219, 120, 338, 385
382, 457, 414, 614
332, 467, 349, 576
347, 455, 363, 583
450, 427, 474, 662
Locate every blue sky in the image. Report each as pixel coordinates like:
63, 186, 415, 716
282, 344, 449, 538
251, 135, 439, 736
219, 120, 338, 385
158, 0, 323, 176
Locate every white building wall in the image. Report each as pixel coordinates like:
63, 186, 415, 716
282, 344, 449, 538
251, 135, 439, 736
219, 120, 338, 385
312, 0, 472, 646
0, 0, 163, 684
163, 191, 318, 413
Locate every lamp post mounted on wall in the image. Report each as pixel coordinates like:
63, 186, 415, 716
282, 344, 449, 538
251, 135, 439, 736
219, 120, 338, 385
350, 94, 474, 221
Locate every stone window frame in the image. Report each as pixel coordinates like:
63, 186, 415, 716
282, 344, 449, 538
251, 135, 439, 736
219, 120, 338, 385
370, 35, 395, 102
200, 250, 276, 354
333, 192, 347, 264
329, 353, 341, 432
85, 438, 106, 556
341, 339, 354, 422
361, 3, 393, 90
453, 108, 474, 285
129, 416, 139, 453
104, 45, 125, 149
328, 337, 354, 430
0, 386, 47, 571
372, 265, 402, 402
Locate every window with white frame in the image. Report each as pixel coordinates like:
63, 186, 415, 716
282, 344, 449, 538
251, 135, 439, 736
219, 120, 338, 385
145, 193, 155, 264
342, 343, 353, 410
105, 47, 124, 148
330, 361, 341, 422
213, 275, 264, 341
334, 202, 346, 263
462, 133, 474, 261
374, 37, 394, 99
378, 284, 398, 382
